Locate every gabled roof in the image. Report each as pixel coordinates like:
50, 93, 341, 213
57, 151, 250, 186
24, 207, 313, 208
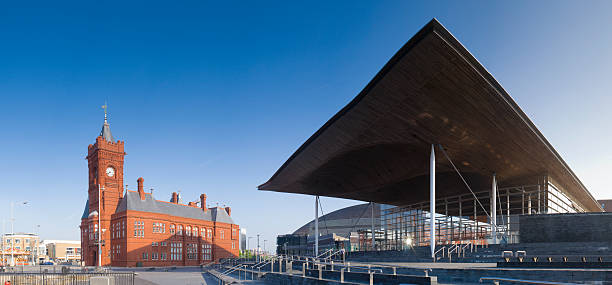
115, 191, 235, 224
258, 19, 602, 212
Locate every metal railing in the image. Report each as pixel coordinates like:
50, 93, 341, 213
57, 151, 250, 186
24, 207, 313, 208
480, 277, 576, 284
0, 272, 135, 285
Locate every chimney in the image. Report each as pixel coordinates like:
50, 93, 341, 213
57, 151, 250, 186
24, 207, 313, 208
137, 177, 145, 200
225, 206, 231, 216
171, 192, 178, 203
200, 194, 208, 212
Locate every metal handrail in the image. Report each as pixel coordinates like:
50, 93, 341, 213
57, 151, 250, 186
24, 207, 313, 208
480, 277, 576, 285
222, 263, 243, 275
433, 246, 447, 259
315, 248, 334, 259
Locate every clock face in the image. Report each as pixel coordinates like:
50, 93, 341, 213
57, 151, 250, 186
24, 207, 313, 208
106, 167, 115, 177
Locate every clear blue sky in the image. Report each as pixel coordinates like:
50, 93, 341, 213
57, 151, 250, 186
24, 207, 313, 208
1, 1, 612, 248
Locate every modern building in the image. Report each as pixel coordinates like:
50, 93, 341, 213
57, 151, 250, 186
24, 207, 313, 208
0, 233, 40, 266
277, 203, 381, 255
80, 109, 239, 267
259, 19, 602, 258
43, 240, 81, 263
239, 229, 247, 252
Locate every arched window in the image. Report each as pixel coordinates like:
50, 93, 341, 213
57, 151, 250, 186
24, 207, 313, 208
186, 226, 191, 236
178, 225, 183, 235
193, 227, 198, 237
201, 228, 205, 238
170, 224, 176, 235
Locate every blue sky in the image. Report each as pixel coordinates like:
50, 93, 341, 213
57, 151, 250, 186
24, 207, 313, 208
1, 1, 612, 248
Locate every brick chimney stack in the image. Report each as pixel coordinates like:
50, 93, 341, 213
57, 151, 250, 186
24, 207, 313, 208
225, 206, 231, 216
137, 177, 145, 200
200, 194, 208, 212
171, 192, 178, 203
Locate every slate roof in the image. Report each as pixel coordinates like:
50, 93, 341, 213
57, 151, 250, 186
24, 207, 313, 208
100, 121, 114, 142
81, 200, 90, 219
114, 191, 235, 224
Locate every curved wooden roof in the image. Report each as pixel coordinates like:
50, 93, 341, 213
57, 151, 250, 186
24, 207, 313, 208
258, 19, 602, 212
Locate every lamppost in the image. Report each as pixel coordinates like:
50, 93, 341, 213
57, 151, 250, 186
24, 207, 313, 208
263, 240, 267, 257
256, 234, 260, 262
10, 201, 29, 266
247, 236, 254, 260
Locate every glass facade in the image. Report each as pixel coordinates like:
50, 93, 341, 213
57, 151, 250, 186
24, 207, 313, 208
374, 177, 587, 250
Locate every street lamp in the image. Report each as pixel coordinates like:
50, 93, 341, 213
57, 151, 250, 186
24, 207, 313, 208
263, 240, 267, 256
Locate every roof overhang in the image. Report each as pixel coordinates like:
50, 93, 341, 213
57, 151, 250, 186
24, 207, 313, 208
258, 19, 602, 212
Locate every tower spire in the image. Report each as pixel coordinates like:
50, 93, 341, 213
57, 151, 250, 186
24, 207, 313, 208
102, 101, 108, 123
100, 102, 114, 142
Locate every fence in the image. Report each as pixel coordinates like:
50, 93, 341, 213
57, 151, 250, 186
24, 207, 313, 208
0, 272, 135, 285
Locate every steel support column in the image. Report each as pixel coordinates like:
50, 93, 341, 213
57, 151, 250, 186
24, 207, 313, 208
491, 173, 497, 243
315, 196, 319, 256
430, 144, 436, 258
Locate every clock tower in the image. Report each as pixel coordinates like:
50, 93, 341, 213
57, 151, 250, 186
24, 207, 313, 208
84, 105, 125, 266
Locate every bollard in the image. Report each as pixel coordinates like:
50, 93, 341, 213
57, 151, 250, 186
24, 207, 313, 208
369, 271, 374, 285
271, 259, 274, 273
347, 262, 351, 272
341, 268, 345, 283
331, 260, 334, 271
302, 263, 306, 277
392, 267, 396, 275
318, 267, 322, 280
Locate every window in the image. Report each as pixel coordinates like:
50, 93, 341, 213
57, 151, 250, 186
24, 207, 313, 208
187, 243, 197, 260
142, 252, 148, 260
134, 221, 144, 237
177, 225, 183, 235
161, 253, 167, 260
193, 227, 198, 237
152, 242, 158, 247
152, 252, 159, 260
232, 228, 236, 239
202, 244, 212, 261
200, 228, 205, 238
122, 221, 126, 238
170, 224, 176, 235
186, 226, 191, 237
207, 228, 212, 239
171, 242, 183, 261
220, 230, 224, 240
161, 242, 167, 247
153, 222, 166, 233
232, 242, 235, 250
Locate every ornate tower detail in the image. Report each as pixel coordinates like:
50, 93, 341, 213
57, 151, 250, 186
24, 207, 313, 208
84, 104, 126, 266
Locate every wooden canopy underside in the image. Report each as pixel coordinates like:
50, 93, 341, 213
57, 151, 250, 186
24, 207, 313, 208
258, 19, 602, 212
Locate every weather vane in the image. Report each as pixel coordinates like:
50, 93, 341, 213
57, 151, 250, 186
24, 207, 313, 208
101, 101, 108, 122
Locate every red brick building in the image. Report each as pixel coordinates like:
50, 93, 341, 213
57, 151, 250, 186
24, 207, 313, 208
80, 112, 239, 267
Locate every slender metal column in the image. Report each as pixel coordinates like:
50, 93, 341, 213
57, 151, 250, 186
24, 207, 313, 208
506, 189, 510, 232
528, 194, 532, 215
371, 202, 375, 251
458, 196, 462, 240
430, 144, 436, 258
491, 174, 497, 243
315, 196, 319, 256
474, 199, 477, 239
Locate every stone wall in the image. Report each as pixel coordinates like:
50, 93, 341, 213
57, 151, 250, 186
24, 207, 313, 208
519, 213, 612, 243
